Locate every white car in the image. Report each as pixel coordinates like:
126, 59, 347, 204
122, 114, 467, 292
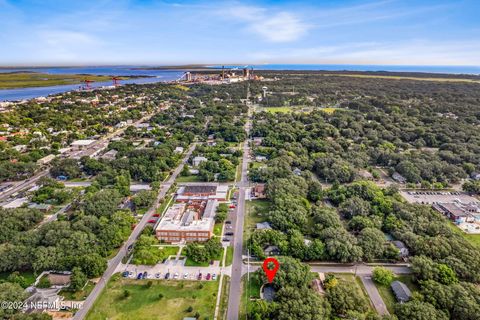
183, 272, 189, 279
212, 273, 217, 280
174, 272, 179, 279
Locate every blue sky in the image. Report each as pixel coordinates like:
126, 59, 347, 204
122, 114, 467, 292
0, 0, 479, 66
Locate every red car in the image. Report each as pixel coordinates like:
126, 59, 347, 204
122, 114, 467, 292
152, 213, 160, 217
147, 219, 156, 224
206, 273, 211, 280
229, 204, 236, 209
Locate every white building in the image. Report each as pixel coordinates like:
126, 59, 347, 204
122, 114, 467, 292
37, 154, 56, 165
70, 139, 96, 150
193, 156, 208, 167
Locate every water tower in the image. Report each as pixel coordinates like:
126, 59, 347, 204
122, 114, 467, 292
262, 86, 268, 98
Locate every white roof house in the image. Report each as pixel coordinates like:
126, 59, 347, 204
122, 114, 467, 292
70, 139, 96, 147
37, 154, 56, 165
193, 156, 208, 167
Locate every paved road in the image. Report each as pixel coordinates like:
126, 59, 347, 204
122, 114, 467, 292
226, 107, 252, 320
245, 263, 411, 276
361, 275, 389, 316
73, 143, 196, 320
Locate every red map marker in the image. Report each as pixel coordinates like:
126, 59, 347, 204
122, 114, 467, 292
262, 257, 280, 283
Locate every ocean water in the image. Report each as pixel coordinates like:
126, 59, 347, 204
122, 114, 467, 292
210, 64, 480, 75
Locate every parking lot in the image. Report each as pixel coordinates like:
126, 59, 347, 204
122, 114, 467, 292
400, 190, 479, 204
117, 260, 228, 282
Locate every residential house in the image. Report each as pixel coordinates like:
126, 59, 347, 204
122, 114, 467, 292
28, 203, 53, 213
193, 156, 208, 167
264, 245, 280, 256
392, 240, 409, 258
252, 184, 266, 199
256, 222, 272, 230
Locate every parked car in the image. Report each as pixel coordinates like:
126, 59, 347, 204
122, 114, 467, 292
222, 238, 230, 242
174, 272, 179, 279
137, 273, 143, 279
212, 273, 217, 280
183, 273, 189, 279
143, 271, 148, 278
197, 273, 202, 280
155, 273, 161, 279
225, 232, 234, 236
165, 272, 170, 279
225, 220, 232, 224
206, 273, 211, 280
122, 271, 129, 277
147, 219, 156, 223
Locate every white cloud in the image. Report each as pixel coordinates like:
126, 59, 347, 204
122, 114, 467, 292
248, 40, 480, 65
221, 4, 309, 43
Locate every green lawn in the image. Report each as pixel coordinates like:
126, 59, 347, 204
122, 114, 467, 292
157, 195, 173, 215
176, 175, 204, 183
225, 246, 234, 267
0, 72, 116, 89
263, 106, 292, 113
213, 222, 223, 237
59, 281, 95, 301
374, 275, 418, 314
87, 274, 218, 320
447, 222, 480, 248
239, 274, 263, 319
244, 200, 271, 245
218, 275, 230, 320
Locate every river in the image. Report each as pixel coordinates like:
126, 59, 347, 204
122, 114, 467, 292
0, 67, 185, 101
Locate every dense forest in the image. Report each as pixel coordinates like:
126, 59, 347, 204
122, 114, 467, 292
246, 72, 480, 320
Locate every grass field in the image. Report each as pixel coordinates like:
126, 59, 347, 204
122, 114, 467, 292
320, 73, 480, 83
447, 222, 480, 248
244, 200, 271, 245
374, 275, 417, 314
225, 246, 234, 266
0, 72, 116, 89
218, 275, 231, 320
213, 222, 223, 237
157, 195, 173, 215
175, 175, 204, 183
239, 274, 262, 319
59, 281, 95, 301
87, 275, 218, 320
319, 107, 339, 114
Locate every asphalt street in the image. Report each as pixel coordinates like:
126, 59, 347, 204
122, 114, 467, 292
226, 108, 252, 320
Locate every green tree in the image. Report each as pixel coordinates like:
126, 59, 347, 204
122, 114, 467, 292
69, 267, 87, 291
394, 300, 448, 320
372, 267, 394, 286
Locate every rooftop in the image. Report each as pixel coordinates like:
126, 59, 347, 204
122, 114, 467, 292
71, 139, 96, 146
156, 200, 217, 233
391, 281, 412, 302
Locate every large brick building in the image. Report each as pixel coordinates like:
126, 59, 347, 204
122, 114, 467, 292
155, 200, 217, 243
